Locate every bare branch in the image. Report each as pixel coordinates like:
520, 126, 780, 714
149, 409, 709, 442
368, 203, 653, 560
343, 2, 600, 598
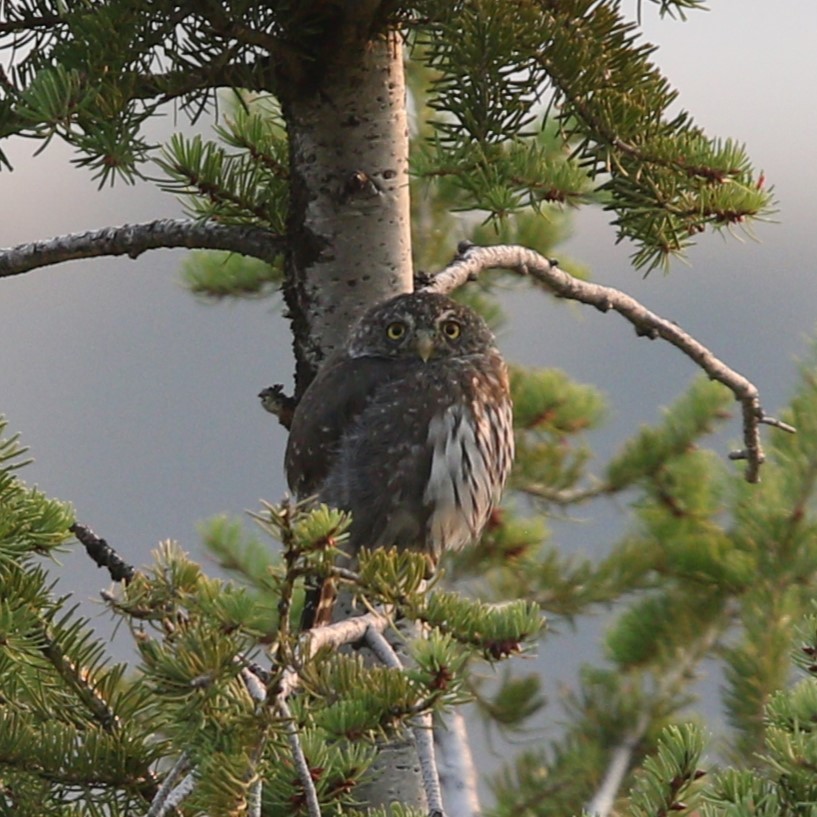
303, 610, 390, 660
758, 414, 797, 434
585, 719, 647, 817
240, 667, 268, 704
585, 620, 721, 817
363, 624, 404, 670
518, 480, 612, 506
0, 13, 64, 35
277, 694, 323, 817
248, 779, 263, 817
0, 218, 285, 278
423, 243, 794, 483
146, 753, 193, 817
156, 772, 196, 817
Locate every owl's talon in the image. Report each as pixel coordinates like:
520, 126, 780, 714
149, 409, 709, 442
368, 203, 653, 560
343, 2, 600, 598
414, 269, 433, 287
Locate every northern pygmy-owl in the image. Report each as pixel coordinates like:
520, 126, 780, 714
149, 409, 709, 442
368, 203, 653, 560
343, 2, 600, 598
285, 291, 514, 619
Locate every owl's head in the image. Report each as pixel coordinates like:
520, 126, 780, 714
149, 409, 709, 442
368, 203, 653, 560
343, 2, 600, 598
347, 291, 496, 361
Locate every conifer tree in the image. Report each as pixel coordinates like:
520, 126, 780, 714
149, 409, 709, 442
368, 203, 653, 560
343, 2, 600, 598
0, 3, 811, 817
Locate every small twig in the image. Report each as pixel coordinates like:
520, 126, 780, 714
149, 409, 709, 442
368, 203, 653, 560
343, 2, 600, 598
38, 624, 122, 733
518, 481, 612, 506
70, 523, 136, 583
277, 694, 322, 817
423, 243, 795, 483
758, 414, 797, 433
585, 718, 648, 817
364, 626, 446, 817
0, 218, 284, 278
145, 752, 193, 817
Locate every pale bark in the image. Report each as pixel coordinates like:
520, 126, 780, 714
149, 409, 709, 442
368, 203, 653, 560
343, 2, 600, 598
279, 21, 423, 810
0, 219, 283, 278
283, 31, 413, 394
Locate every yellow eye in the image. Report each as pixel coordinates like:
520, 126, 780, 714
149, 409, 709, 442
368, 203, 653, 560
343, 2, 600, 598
386, 321, 406, 341
442, 320, 461, 340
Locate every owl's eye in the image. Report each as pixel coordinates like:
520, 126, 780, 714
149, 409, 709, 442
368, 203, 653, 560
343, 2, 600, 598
441, 320, 462, 340
386, 321, 406, 341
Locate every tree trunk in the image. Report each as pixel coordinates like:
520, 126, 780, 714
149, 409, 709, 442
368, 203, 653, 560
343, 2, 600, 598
281, 24, 426, 810
283, 30, 413, 396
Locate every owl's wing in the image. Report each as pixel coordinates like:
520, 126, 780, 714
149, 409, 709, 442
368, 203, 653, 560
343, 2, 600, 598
284, 352, 395, 498
287, 353, 398, 631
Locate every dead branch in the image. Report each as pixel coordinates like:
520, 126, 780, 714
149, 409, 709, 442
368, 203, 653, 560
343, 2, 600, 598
277, 695, 323, 817
422, 242, 795, 483
0, 218, 284, 278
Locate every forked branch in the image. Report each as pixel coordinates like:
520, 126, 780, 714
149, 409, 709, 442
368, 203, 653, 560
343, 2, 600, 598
422, 242, 795, 483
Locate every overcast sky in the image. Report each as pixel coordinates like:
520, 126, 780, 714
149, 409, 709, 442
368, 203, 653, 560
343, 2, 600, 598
2, 0, 817, 780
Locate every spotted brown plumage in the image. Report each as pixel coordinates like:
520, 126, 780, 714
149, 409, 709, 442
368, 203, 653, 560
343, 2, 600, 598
285, 291, 514, 625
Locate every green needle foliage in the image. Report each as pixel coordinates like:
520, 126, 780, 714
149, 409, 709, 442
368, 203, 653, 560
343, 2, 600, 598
8, 343, 817, 815
0, 432, 541, 814
482, 347, 817, 817
0, 3, 811, 816
1, 0, 772, 271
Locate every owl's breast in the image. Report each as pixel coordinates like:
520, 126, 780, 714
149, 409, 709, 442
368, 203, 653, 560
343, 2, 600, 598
314, 351, 512, 561
422, 369, 513, 559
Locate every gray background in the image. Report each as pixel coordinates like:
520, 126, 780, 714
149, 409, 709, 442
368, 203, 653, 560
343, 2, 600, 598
2, 0, 816, 780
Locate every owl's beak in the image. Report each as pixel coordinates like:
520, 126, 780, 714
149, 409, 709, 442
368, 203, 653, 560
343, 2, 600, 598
415, 330, 435, 362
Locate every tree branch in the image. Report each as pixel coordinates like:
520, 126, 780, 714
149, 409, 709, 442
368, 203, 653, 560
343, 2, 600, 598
586, 718, 648, 817
423, 243, 796, 483
585, 619, 721, 817
278, 694, 323, 817
0, 218, 285, 278
303, 610, 390, 661
37, 625, 122, 734
0, 12, 65, 36
145, 752, 192, 817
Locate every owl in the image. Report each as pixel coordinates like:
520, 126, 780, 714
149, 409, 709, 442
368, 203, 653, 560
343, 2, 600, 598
285, 291, 514, 622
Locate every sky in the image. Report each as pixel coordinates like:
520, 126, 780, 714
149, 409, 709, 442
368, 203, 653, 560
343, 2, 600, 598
2, 0, 817, 791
